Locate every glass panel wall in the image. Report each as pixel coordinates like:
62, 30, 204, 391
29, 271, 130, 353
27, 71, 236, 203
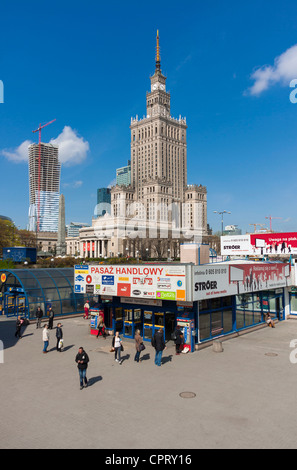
199, 297, 233, 341
290, 294, 297, 314
0, 268, 85, 319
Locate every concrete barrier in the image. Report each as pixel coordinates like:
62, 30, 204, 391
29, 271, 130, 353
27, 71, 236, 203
212, 339, 223, 353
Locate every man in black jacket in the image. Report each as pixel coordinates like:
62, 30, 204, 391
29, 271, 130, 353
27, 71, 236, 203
75, 347, 89, 390
35, 306, 43, 329
174, 325, 184, 355
56, 323, 63, 352
151, 328, 166, 366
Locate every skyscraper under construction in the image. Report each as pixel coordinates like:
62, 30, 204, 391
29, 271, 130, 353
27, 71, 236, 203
28, 143, 61, 232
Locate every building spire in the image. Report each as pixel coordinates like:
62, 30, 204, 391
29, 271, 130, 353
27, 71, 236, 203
155, 30, 161, 71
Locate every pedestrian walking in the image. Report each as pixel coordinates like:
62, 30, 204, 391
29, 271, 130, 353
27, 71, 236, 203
48, 307, 54, 329
14, 316, 23, 339
75, 347, 89, 390
173, 325, 184, 355
56, 322, 63, 351
151, 328, 166, 366
96, 315, 106, 339
42, 324, 50, 353
112, 331, 123, 364
134, 329, 144, 363
83, 301, 90, 320
36, 306, 43, 329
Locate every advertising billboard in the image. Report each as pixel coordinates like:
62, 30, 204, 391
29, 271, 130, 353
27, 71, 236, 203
221, 232, 297, 257
74, 264, 187, 302
193, 263, 291, 300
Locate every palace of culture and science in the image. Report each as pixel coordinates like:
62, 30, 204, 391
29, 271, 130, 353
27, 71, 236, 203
78, 32, 207, 259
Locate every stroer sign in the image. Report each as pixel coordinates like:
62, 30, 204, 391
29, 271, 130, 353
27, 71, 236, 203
193, 263, 291, 300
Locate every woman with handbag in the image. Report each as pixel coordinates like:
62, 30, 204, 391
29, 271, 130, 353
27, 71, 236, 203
134, 329, 145, 363
112, 331, 123, 364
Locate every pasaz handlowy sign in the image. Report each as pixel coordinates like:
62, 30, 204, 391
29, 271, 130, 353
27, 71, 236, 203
74, 264, 187, 301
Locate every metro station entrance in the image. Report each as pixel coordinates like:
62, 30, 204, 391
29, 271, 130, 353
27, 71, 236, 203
3, 291, 27, 317
96, 298, 195, 343
114, 305, 177, 342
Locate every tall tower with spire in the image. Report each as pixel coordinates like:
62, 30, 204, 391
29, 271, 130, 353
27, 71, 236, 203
130, 30, 188, 203
86, 31, 208, 259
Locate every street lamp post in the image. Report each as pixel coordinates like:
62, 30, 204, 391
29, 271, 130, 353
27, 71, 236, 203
213, 210, 231, 236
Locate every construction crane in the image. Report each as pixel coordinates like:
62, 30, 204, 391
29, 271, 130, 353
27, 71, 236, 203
249, 223, 266, 233
265, 215, 282, 232
32, 119, 56, 232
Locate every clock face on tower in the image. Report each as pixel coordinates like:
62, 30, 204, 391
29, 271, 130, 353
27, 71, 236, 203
152, 83, 165, 91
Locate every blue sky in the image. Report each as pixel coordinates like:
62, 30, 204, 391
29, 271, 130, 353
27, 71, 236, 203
1, 0, 297, 234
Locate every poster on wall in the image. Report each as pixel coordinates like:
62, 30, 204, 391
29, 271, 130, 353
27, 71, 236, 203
74, 264, 187, 302
221, 232, 297, 257
193, 263, 291, 300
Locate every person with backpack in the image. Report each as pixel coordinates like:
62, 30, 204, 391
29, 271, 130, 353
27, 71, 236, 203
173, 325, 184, 355
151, 328, 166, 366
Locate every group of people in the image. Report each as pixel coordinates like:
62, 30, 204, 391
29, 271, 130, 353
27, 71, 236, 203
35, 306, 55, 330
41, 322, 64, 353
14, 304, 187, 390
107, 325, 184, 368
15, 306, 64, 353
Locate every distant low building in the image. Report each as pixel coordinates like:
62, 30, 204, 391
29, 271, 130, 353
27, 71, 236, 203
66, 222, 90, 237
224, 225, 242, 236
116, 160, 131, 187
96, 188, 111, 217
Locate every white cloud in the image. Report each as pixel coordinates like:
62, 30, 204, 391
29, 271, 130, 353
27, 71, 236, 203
1, 140, 33, 163
1, 126, 90, 166
50, 126, 89, 166
246, 44, 297, 96
62, 180, 83, 189
108, 178, 116, 188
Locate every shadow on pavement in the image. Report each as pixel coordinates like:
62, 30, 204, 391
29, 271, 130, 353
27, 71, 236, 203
0, 318, 29, 351
88, 375, 103, 386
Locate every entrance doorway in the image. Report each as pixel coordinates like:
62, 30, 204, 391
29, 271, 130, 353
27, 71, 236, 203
124, 308, 143, 338
164, 311, 175, 341
4, 293, 27, 317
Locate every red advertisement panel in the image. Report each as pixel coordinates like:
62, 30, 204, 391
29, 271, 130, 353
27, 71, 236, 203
250, 232, 297, 255
117, 283, 131, 297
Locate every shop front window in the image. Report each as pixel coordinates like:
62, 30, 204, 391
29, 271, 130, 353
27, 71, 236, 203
134, 309, 141, 321
115, 307, 123, 321
143, 311, 153, 325
124, 309, 132, 321
223, 308, 233, 333
290, 294, 297, 314
125, 322, 133, 336
154, 312, 164, 327
211, 310, 223, 336
199, 313, 210, 341
105, 307, 113, 329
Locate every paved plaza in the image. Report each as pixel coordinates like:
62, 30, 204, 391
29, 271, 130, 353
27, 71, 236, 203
1, 315, 297, 450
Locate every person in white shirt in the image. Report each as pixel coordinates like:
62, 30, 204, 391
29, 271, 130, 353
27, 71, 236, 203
112, 331, 123, 364
42, 324, 50, 354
